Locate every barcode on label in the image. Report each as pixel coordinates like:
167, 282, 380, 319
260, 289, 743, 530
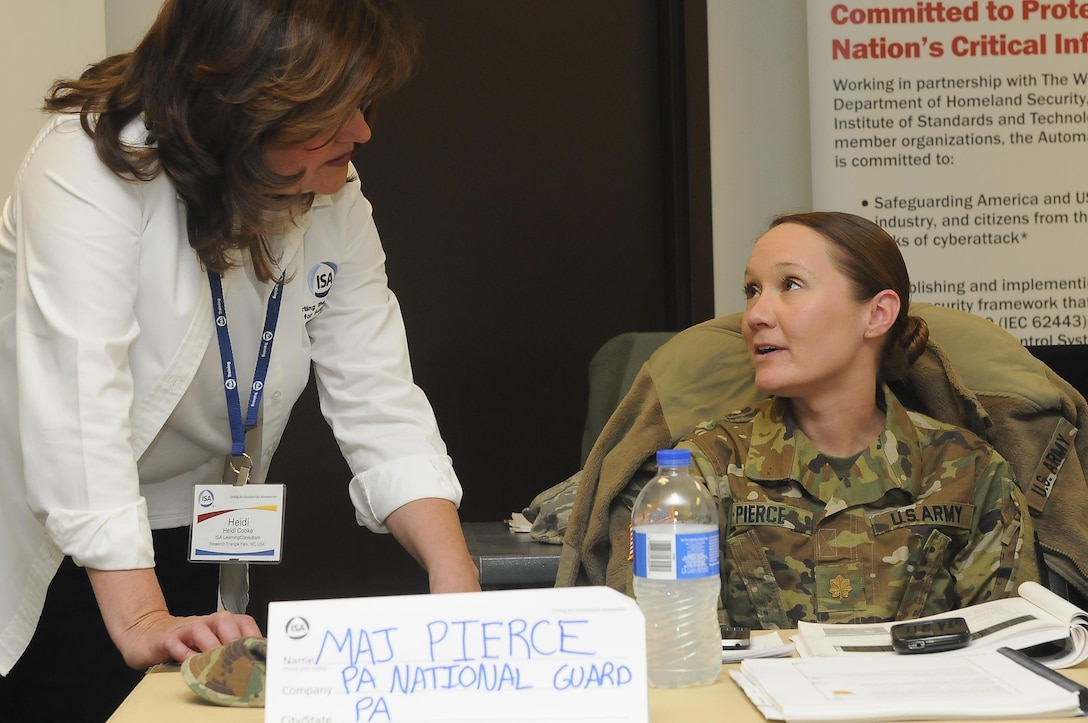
647, 538, 675, 574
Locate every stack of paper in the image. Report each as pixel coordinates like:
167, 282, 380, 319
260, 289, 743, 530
729, 582, 1088, 720
731, 650, 1085, 721
722, 630, 795, 663
505, 511, 532, 532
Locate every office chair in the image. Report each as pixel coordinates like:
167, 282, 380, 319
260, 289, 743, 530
582, 331, 676, 465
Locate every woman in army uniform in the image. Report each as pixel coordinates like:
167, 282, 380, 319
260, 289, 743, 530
675, 211, 1037, 628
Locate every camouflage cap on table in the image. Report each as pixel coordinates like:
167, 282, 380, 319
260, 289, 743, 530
181, 636, 267, 707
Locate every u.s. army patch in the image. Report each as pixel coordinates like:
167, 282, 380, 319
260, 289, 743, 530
870, 503, 975, 533
1025, 417, 1076, 516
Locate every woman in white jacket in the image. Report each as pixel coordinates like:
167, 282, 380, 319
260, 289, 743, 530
0, 1, 479, 719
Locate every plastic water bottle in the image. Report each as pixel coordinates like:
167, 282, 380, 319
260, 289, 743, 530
631, 448, 721, 688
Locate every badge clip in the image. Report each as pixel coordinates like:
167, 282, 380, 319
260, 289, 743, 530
230, 452, 253, 486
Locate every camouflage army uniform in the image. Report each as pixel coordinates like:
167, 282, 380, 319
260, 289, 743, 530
676, 385, 1035, 628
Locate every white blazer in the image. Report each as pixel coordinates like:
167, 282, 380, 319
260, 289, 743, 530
0, 115, 462, 673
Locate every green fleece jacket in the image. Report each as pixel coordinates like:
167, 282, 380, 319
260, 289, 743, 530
557, 303, 1088, 600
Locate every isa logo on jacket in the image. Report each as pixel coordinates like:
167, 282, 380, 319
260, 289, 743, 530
303, 262, 337, 321
308, 262, 337, 298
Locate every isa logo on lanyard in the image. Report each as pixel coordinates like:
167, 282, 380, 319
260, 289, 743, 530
304, 262, 338, 320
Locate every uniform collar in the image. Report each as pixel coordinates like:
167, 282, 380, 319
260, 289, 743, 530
744, 384, 923, 509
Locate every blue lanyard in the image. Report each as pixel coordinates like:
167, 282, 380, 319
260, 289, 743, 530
208, 271, 285, 462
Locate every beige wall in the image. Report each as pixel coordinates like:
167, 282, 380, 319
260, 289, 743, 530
104, 0, 160, 54
707, 0, 812, 315
0, 3, 107, 193
0, 0, 159, 193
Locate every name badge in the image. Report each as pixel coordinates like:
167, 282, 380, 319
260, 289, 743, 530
732, 502, 813, 531
189, 484, 286, 563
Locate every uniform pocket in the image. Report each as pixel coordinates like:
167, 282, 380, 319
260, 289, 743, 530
895, 528, 952, 620
727, 530, 793, 629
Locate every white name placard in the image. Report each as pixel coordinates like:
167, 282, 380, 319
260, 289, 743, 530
265, 586, 647, 723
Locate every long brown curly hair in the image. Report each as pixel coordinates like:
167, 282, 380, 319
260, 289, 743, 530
44, 0, 419, 281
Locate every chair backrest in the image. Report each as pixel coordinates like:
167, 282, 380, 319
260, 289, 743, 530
1027, 345, 1088, 400
582, 331, 675, 465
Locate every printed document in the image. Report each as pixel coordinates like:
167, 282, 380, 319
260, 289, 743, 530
731, 650, 1085, 721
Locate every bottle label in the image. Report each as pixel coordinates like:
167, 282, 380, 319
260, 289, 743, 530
632, 526, 719, 580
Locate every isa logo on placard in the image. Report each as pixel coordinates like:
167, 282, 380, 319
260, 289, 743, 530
308, 262, 338, 298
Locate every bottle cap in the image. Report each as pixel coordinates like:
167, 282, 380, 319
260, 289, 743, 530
656, 448, 691, 467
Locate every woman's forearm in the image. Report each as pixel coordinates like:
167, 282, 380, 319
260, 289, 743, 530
383, 497, 480, 593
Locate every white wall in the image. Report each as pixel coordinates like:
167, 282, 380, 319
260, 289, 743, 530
706, 0, 812, 315
0, 3, 107, 193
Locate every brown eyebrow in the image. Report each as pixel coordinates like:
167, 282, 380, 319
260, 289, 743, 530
743, 260, 812, 283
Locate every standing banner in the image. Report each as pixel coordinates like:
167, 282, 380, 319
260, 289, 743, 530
807, 0, 1088, 345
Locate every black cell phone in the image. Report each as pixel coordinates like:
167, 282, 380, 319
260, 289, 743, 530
720, 625, 751, 650
890, 616, 970, 654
